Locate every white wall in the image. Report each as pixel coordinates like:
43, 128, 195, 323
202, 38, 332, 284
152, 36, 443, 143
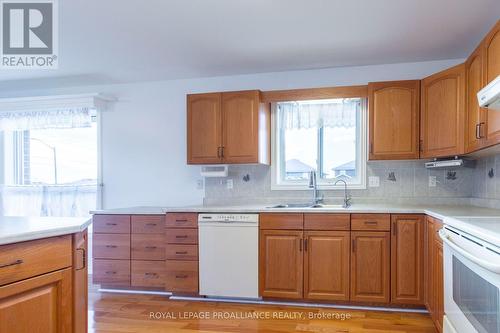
0, 59, 464, 208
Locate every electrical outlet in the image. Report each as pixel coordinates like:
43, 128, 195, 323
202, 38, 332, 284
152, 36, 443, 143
226, 178, 233, 189
368, 176, 380, 187
196, 179, 204, 190
429, 176, 437, 187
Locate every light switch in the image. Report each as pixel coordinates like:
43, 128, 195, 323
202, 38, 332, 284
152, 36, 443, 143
429, 176, 437, 187
226, 178, 233, 189
368, 176, 380, 187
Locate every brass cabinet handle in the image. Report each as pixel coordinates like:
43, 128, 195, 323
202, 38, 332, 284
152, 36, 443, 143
175, 235, 188, 239
106, 245, 117, 248
175, 251, 188, 255
105, 271, 116, 275
175, 219, 188, 223
221, 146, 225, 158
364, 221, 378, 225
145, 272, 158, 278
145, 223, 157, 226
75, 248, 86, 271
304, 238, 308, 252
106, 223, 117, 226
299, 238, 302, 252
217, 147, 222, 158
145, 246, 157, 250
175, 274, 188, 279
0, 259, 23, 269
392, 222, 397, 236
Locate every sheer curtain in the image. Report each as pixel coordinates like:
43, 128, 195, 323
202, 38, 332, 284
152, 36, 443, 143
0, 94, 104, 218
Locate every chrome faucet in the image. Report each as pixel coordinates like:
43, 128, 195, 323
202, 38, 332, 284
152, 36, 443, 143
308, 171, 323, 205
334, 179, 352, 208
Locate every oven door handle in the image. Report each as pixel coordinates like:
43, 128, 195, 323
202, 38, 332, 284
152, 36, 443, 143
439, 229, 500, 274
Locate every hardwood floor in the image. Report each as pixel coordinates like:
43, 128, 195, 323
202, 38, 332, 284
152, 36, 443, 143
89, 286, 437, 333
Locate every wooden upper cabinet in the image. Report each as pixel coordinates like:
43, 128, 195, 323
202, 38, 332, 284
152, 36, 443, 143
420, 64, 466, 158
187, 90, 270, 165
259, 229, 303, 299
187, 93, 222, 164
368, 80, 420, 160
350, 231, 390, 303
484, 20, 500, 147
391, 214, 425, 305
304, 231, 350, 301
465, 45, 486, 152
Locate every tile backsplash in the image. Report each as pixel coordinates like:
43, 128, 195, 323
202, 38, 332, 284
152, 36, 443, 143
204, 159, 477, 206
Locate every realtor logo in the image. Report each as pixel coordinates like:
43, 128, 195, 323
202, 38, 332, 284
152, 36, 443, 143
1, 0, 58, 68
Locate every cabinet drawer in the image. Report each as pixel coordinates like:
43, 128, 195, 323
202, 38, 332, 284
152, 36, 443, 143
131, 260, 165, 288
166, 229, 198, 244
93, 234, 130, 259
304, 214, 350, 230
93, 259, 130, 286
131, 215, 165, 234
166, 245, 198, 261
0, 235, 72, 286
93, 215, 130, 234
351, 214, 391, 231
165, 260, 198, 293
166, 213, 198, 228
260, 213, 303, 229
131, 234, 165, 261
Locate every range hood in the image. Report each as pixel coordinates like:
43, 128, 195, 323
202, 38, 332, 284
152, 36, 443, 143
425, 157, 476, 169
478, 75, 500, 110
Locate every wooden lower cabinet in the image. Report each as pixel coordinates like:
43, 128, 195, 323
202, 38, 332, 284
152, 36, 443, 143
425, 216, 444, 332
72, 230, 88, 333
0, 268, 72, 333
391, 214, 425, 305
350, 231, 390, 303
259, 229, 303, 299
304, 231, 350, 301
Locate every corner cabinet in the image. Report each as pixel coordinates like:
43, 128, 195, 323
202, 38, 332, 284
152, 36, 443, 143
187, 90, 270, 165
465, 45, 486, 152
420, 64, 466, 158
368, 80, 420, 160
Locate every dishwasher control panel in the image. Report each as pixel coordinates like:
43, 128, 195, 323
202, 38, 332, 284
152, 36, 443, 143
198, 213, 259, 223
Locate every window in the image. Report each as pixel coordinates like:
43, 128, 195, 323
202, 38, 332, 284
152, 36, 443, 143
271, 98, 366, 189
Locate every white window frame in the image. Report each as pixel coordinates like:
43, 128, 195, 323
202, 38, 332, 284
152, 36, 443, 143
270, 98, 367, 190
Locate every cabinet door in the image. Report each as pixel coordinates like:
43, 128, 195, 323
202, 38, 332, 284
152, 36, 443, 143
73, 230, 88, 333
221, 90, 261, 163
259, 230, 303, 299
420, 64, 465, 158
0, 268, 72, 333
368, 80, 420, 160
424, 217, 436, 312
484, 20, 500, 147
391, 215, 425, 305
304, 231, 350, 301
434, 239, 444, 332
187, 93, 222, 164
465, 46, 486, 152
350, 231, 390, 303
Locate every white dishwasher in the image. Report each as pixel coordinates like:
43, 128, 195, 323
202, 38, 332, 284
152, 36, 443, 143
198, 213, 259, 299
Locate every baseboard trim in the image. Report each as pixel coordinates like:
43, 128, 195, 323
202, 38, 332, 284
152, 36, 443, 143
168, 295, 428, 313
99, 288, 172, 296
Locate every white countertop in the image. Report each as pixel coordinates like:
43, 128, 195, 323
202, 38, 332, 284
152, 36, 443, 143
92, 203, 500, 245
0, 216, 92, 246
90, 206, 165, 215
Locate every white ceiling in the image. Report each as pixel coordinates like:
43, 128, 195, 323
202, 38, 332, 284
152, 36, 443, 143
0, 0, 499, 87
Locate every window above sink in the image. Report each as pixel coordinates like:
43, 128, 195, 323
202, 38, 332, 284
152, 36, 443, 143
271, 97, 367, 190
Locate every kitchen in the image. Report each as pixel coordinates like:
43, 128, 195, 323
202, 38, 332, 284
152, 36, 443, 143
0, 1, 499, 333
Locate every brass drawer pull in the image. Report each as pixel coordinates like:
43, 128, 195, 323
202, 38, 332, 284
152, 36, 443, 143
76, 248, 86, 271
105, 271, 116, 275
146, 223, 157, 226
145, 272, 158, 277
175, 235, 188, 239
175, 219, 188, 223
145, 246, 157, 250
175, 251, 188, 255
364, 221, 378, 225
105, 245, 117, 248
0, 259, 23, 269
106, 223, 117, 226
175, 274, 188, 279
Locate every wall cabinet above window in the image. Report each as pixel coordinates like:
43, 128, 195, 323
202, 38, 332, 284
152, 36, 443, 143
187, 90, 270, 165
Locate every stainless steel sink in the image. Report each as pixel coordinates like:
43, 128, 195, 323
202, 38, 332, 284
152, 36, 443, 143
267, 203, 347, 209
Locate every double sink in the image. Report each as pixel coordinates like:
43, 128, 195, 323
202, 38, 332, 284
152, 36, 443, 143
267, 203, 346, 209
